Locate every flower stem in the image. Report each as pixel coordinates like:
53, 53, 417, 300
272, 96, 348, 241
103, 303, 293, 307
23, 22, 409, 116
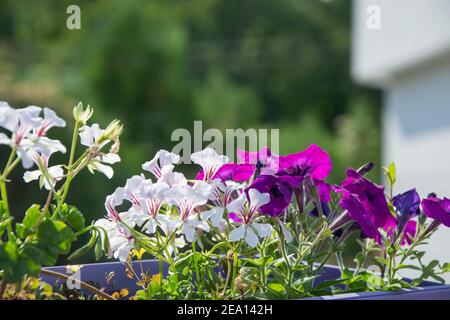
277, 227, 292, 295
40, 269, 115, 300
0, 148, 18, 240
222, 251, 233, 297
53, 121, 80, 218
192, 241, 204, 298
258, 243, 267, 292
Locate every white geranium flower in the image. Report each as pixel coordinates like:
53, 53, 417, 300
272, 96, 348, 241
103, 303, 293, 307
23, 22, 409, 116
201, 207, 225, 228
155, 214, 181, 236
87, 152, 121, 179
168, 182, 211, 221
23, 152, 64, 190
79, 123, 121, 179
104, 189, 126, 222
138, 181, 170, 234
0, 103, 66, 169
278, 219, 293, 244
164, 181, 212, 242
35, 107, 66, 137
140, 181, 170, 217
79, 123, 105, 148
227, 188, 273, 247
94, 218, 134, 262
181, 214, 210, 242
158, 170, 187, 187
210, 179, 246, 207
191, 147, 229, 181
142, 150, 180, 179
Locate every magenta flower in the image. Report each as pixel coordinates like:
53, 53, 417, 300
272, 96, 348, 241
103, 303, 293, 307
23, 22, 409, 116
277, 144, 332, 184
422, 196, 450, 227
248, 175, 292, 217
334, 168, 397, 244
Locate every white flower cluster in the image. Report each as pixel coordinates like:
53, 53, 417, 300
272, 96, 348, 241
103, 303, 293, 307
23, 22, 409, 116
0, 101, 121, 191
95, 148, 275, 262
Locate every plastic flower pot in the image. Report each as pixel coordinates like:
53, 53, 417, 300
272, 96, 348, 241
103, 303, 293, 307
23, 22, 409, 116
40, 259, 450, 300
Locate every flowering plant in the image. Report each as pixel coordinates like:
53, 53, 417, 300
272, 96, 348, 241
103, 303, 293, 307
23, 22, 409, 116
1, 101, 449, 300
90, 145, 450, 299
0, 101, 122, 299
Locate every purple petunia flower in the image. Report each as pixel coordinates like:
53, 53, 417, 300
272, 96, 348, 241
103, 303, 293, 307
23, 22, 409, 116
195, 163, 255, 182
277, 144, 332, 185
248, 175, 292, 217
393, 188, 420, 231
422, 196, 450, 227
334, 168, 397, 244
276, 144, 332, 205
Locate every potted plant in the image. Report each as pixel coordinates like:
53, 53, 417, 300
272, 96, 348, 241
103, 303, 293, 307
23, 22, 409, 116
1, 101, 449, 300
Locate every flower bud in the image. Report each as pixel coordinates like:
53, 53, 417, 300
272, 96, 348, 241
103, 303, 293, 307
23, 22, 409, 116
357, 162, 374, 175
73, 102, 93, 124
104, 119, 122, 140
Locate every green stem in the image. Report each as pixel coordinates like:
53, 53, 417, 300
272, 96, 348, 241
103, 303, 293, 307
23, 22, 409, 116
53, 121, 80, 218
258, 244, 267, 292
277, 227, 292, 295
0, 279, 6, 298
0, 148, 18, 239
222, 252, 232, 297
192, 241, 203, 298
230, 241, 241, 295
158, 256, 164, 297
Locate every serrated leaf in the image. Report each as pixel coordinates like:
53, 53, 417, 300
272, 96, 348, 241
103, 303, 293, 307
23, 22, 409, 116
37, 218, 75, 265
16, 204, 42, 239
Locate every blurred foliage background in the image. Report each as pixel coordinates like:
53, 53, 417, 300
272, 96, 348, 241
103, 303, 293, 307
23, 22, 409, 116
0, 0, 380, 261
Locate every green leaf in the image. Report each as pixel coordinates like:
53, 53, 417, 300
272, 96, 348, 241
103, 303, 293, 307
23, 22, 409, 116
21, 244, 44, 264
374, 256, 388, 266
427, 259, 439, 271
0, 218, 12, 238
57, 204, 85, 231
0, 200, 8, 219
430, 274, 446, 284
268, 282, 285, 293
383, 162, 396, 186
316, 278, 347, 290
68, 232, 97, 261
411, 278, 423, 287
0, 241, 18, 263
396, 264, 421, 271
37, 218, 75, 265
442, 263, 450, 273
0, 241, 19, 282
16, 204, 42, 239
341, 268, 353, 279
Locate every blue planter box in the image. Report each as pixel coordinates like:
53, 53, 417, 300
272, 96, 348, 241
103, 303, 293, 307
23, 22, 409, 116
41, 260, 450, 300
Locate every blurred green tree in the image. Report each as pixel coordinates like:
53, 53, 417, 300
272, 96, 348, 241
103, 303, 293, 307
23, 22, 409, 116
0, 0, 381, 262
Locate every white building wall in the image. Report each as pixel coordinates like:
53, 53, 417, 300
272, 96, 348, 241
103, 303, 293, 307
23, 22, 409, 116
383, 59, 450, 281
352, 0, 450, 281
352, 0, 450, 87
